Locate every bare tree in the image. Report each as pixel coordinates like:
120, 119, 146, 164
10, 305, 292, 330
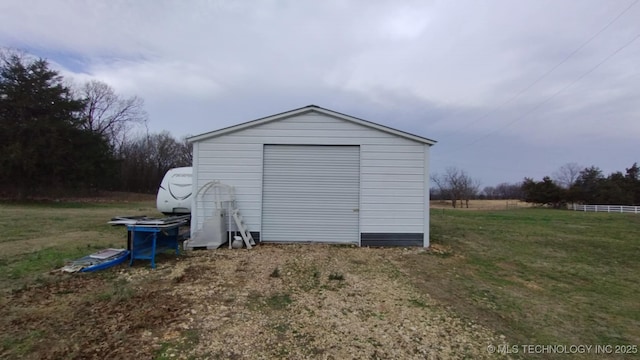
460, 173, 481, 208
176, 136, 193, 166
495, 182, 522, 199
431, 171, 454, 207
78, 80, 148, 151
431, 167, 480, 208
116, 131, 192, 193
553, 162, 582, 189
483, 186, 497, 199
148, 131, 187, 174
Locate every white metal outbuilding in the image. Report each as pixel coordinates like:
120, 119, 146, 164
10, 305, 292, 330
188, 105, 436, 247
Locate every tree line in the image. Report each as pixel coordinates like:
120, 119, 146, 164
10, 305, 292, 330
522, 163, 640, 207
0, 51, 191, 198
432, 161, 640, 209
430, 167, 523, 208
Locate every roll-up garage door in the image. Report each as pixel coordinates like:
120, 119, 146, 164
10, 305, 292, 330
262, 145, 360, 243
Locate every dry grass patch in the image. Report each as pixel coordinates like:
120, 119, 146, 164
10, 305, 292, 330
431, 199, 533, 210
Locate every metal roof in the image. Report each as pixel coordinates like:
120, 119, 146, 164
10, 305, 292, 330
188, 105, 437, 145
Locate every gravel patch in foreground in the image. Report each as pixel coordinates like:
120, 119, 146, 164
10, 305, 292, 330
123, 244, 508, 359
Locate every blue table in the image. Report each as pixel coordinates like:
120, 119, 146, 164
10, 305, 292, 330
127, 223, 183, 268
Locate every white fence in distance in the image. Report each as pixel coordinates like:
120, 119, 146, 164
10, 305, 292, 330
572, 204, 640, 214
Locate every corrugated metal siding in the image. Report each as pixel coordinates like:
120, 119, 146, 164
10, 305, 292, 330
191, 143, 263, 237
360, 144, 425, 233
191, 112, 428, 243
262, 145, 360, 243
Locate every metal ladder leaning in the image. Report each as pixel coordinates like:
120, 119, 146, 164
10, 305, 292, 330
231, 208, 255, 249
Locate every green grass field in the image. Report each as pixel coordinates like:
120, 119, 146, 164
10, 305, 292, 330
400, 208, 640, 358
0, 201, 158, 290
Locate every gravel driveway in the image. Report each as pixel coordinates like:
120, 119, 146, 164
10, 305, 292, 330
127, 244, 506, 359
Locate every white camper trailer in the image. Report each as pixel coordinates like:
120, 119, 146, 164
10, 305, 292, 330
156, 167, 193, 215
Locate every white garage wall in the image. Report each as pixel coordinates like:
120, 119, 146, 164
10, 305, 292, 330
191, 111, 427, 241
360, 144, 425, 233
192, 142, 263, 234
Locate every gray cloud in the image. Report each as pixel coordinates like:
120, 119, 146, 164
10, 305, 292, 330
1, 0, 638, 185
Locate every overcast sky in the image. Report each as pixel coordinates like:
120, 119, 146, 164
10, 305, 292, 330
1, 0, 639, 187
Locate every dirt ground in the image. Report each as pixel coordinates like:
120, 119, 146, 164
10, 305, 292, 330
1, 244, 508, 359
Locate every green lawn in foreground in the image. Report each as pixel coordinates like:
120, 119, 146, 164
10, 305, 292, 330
0, 201, 159, 290
403, 208, 640, 358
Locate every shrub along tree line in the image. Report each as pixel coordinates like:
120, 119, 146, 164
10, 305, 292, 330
0, 51, 191, 198
521, 163, 640, 207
